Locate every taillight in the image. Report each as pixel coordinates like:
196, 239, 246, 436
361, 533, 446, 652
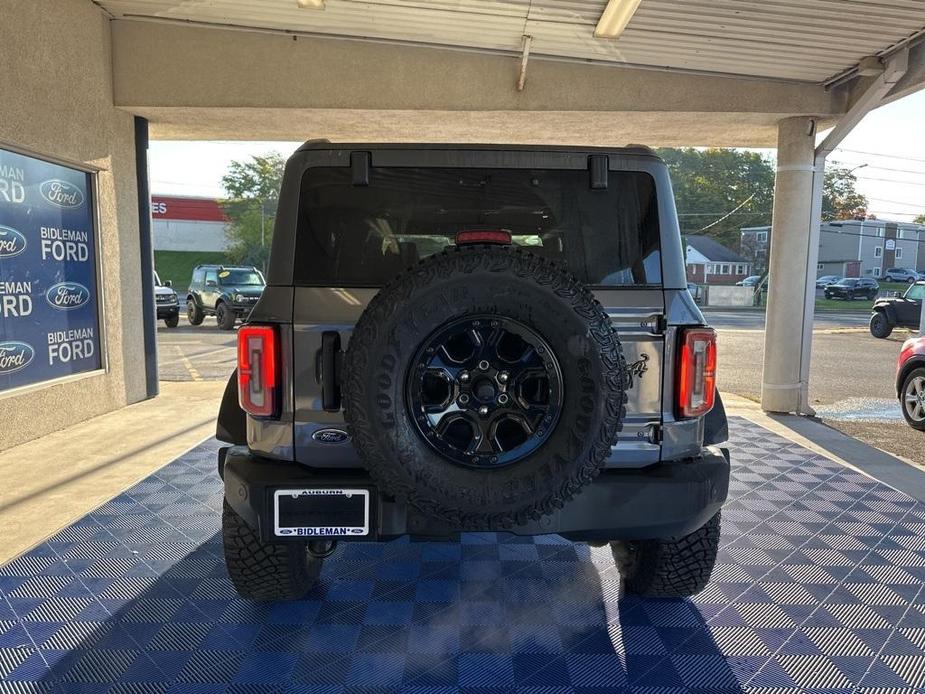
238, 325, 279, 418
677, 327, 717, 418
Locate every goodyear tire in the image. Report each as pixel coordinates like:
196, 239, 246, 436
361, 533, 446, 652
342, 245, 627, 529
612, 512, 721, 598
222, 501, 323, 601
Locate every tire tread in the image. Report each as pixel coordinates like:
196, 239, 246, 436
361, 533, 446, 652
342, 244, 627, 529
222, 501, 321, 601
613, 512, 721, 598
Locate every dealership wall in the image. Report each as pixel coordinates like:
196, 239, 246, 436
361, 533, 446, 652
0, 0, 147, 449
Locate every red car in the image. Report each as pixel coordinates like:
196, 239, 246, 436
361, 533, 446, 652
898, 335, 925, 430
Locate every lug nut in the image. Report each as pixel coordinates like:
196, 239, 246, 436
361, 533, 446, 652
478, 360, 490, 371
459, 371, 470, 383
458, 394, 470, 405
478, 405, 489, 417
498, 372, 509, 383
498, 393, 510, 405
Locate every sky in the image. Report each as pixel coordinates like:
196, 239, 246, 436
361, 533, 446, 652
149, 89, 925, 223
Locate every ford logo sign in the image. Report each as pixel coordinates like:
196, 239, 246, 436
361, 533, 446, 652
40, 179, 84, 209
0, 341, 35, 375
0, 225, 27, 258
45, 281, 91, 311
312, 428, 349, 444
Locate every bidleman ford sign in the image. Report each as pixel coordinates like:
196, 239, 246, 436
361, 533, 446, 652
0, 147, 101, 393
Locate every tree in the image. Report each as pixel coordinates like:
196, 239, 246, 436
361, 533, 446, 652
220, 153, 286, 269
821, 163, 868, 222
656, 149, 870, 274
914, 213, 925, 225
656, 148, 775, 250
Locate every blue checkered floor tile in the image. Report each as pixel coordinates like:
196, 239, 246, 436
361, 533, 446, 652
2, 417, 925, 693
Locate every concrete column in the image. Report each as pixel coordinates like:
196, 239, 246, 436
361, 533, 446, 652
761, 117, 824, 414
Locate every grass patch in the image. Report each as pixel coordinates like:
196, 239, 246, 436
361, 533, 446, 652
154, 250, 230, 291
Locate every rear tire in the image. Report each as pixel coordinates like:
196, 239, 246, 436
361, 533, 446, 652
187, 300, 204, 326
222, 501, 323, 601
217, 302, 236, 330
612, 512, 721, 598
869, 311, 893, 339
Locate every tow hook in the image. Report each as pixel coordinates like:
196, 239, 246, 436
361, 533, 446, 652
307, 540, 338, 559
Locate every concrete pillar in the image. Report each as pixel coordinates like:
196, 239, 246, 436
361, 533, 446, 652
761, 117, 824, 414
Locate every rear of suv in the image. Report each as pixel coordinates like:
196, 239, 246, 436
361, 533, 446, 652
186, 264, 265, 330
216, 143, 730, 602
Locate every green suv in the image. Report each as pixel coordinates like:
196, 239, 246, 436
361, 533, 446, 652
186, 264, 265, 330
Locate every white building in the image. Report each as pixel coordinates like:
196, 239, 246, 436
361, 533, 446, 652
152, 195, 229, 252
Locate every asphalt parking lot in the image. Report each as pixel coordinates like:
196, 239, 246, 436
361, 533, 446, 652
156, 314, 236, 382
708, 309, 922, 465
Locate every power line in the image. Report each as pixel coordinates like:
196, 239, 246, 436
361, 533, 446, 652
837, 162, 925, 176
835, 148, 925, 164
695, 193, 758, 233
855, 173, 925, 187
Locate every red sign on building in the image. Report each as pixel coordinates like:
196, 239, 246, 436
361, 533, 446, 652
151, 196, 226, 222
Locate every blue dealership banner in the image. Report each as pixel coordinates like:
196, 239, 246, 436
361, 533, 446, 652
0, 147, 102, 393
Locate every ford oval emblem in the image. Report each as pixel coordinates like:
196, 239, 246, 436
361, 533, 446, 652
45, 281, 91, 311
0, 225, 27, 258
0, 341, 35, 375
40, 179, 84, 209
313, 428, 349, 444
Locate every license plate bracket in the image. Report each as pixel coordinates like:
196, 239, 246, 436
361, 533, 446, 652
273, 488, 370, 538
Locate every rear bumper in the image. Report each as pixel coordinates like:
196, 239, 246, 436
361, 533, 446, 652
221, 447, 730, 543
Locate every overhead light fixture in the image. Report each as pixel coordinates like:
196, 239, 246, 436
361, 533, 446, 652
296, 0, 324, 8
594, 0, 642, 39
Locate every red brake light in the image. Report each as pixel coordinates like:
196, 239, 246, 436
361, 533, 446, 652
677, 327, 717, 418
238, 325, 279, 418
455, 230, 512, 246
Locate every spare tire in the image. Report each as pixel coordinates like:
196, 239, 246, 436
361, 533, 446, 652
342, 244, 627, 528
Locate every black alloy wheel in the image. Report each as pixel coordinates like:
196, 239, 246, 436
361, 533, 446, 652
406, 316, 563, 468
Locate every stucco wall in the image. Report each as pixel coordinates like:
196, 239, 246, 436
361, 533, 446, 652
0, 0, 147, 449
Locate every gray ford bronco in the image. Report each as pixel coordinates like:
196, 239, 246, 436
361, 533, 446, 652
216, 143, 730, 602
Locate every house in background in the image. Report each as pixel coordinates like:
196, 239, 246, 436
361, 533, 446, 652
741, 220, 925, 279
684, 235, 752, 285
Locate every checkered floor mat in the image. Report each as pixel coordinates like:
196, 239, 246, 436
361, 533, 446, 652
2, 417, 925, 693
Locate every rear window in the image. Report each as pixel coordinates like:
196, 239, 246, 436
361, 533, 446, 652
219, 269, 264, 286
293, 167, 661, 287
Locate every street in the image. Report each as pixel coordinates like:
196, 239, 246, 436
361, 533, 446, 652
707, 309, 922, 464
155, 308, 921, 463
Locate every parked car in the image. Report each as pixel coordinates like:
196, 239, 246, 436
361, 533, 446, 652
824, 277, 879, 300
897, 334, 925, 431
186, 264, 265, 330
815, 275, 841, 288
216, 143, 730, 602
884, 267, 919, 283
870, 281, 924, 338
154, 271, 179, 328
736, 275, 761, 287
